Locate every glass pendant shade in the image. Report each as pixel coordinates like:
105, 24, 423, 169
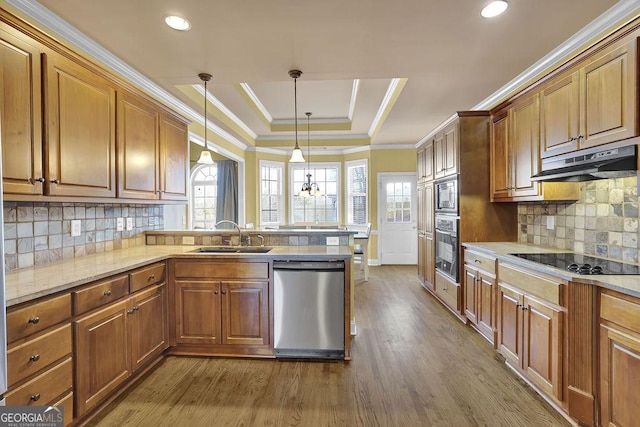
197, 150, 214, 164
290, 145, 305, 163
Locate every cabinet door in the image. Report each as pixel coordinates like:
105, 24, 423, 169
540, 71, 580, 158
159, 114, 188, 201
463, 266, 478, 325
0, 28, 44, 195
510, 93, 541, 198
417, 233, 426, 283
418, 140, 434, 182
599, 324, 640, 427
130, 284, 168, 372
74, 299, 130, 416
434, 132, 445, 179
117, 92, 159, 199
44, 53, 116, 197
497, 284, 523, 368
490, 111, 510, 201
174, 281, 221, 345
523, 296, 563, 401
477, 271, 496, 345
221, 281, 269, 346
443, 122, 458, 176
425, 234, 434, 289
580, 38, 637, 149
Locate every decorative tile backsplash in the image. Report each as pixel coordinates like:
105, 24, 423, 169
518, 176, 639, 263
4, 202, 164, 271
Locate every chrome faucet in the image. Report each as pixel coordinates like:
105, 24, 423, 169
215, 220, 242, 246
257, 234, 265, 247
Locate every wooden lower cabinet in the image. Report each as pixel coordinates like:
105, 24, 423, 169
464, 264, 496, 345
497, 264, 565, 404
434, 271, 461, 315
174, 280, 270, 347
599, 291, 640, 427
75, 283, 168, 417
74, 299, 130, 416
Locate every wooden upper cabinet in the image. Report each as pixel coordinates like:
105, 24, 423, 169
159, 114, 188, 200
0, 27, 43, 195
490, 110, 510, 201
117, 91, 159, 199
540, 37, 638, 156
540, 71, 580, 158
417, 140, 433, 182
510, 93, 541, 198
580, 38, 638, 149
44, 53, 116, 197
434, 122, 458, 179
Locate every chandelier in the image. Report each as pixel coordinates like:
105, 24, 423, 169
300, 112, 322, 197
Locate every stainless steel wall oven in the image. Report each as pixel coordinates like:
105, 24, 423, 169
435, 214, 459, 282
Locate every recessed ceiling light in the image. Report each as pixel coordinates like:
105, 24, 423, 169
164, 15, 191, 31
481, 1, 508, 18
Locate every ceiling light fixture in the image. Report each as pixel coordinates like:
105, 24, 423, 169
288, 69, 306, 163
481, 1, 508, 18
300, 112, 322, 197
197, 73, 215, 165
164, 15, 191, 31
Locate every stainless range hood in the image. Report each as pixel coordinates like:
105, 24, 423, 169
530, 145, 638, 182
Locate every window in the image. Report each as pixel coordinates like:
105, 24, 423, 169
386, 181, 412, 223
346, 160, 368, 225
290, 163, 340, 223
259, 160, 284, 224
190, 163, 217, 229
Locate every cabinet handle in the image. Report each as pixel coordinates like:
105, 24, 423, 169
515, 303, 521, 308
221, 290, 227, 295
29, 177, 46, 184
30, 394, 40, 402
133, 305, 140, 311
50, 179, 60, 184
521, 306, 528, 311
474, 259, 480, 263
214, 291, 219, 295
28, 317, 40, 324
148, 274, 155, 281
29, 354, 40, 362
104, 290, 112, 296
127, 309, 135, 315
576, 135, 584, 140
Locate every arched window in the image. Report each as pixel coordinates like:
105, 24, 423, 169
190, 163, 218, 229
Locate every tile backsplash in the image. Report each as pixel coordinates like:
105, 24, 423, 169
518, 176, 639, 263
4, 202, 164, 271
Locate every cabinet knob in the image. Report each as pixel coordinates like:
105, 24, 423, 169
50, 179, 60, 184
148, 274, 155, 281
28, 317, 40, 324
133, 305, 140, 311
214, 291, 219, 295
30, 394, 40, 402
104, 290, 112, 296
29, 177, 46, 184
521, 306, 528, 311
29, 354, 40, 362
576, 135, 584, 140
515, 303, 521, 308
127, 309, 135, 315
221, 290, 227, 295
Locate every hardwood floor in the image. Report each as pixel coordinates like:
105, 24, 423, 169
87, 265, 570, 426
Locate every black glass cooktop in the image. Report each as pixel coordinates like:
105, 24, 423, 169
508, 252, 640, 275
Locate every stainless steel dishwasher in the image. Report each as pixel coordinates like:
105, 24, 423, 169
273, 260, 345, 359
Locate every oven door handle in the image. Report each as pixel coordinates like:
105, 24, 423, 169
436, 230, 456, 237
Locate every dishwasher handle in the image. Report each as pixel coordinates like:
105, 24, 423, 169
273, 261, 345, 271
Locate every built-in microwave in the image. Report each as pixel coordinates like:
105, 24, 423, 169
435, 175, 458, 214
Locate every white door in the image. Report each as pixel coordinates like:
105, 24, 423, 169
378, 173, 417, 265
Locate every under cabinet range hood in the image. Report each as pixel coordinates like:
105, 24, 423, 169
530, 145, 638, 182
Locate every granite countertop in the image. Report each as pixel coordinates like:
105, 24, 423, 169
463, 242, 640, 298
146, 228, 359, 235
5, 245, 353, 307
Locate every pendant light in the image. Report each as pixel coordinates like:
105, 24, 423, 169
197, 72, 215, 165
299, 112, 321, 197
288, 69, 306, 163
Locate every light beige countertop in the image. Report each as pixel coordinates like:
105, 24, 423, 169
463, 242, 640, 298
6, 245, 352, 307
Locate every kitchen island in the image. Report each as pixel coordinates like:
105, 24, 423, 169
5, 241, 353, 426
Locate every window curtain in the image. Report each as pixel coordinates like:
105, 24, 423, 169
215, 160, 238, 228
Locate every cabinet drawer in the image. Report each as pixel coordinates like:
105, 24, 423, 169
73, 274, 129, 315
464, 250, 496, 275
173, 260, 269, 279
600, 292, 640, 333
130, 262, 166, 293
7, 294, 72, 344
435, 272, 460, 311
8, 323, 72, 387
499, 263, 563, 306
52, 392, 74, 426
6, 357, 72, 406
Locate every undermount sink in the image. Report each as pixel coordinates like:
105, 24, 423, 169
191, 246, 273, 254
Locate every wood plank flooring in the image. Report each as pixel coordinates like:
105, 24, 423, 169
87, 265, 570, 426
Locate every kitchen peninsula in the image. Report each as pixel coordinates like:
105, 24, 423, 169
5, 231, 354, 425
